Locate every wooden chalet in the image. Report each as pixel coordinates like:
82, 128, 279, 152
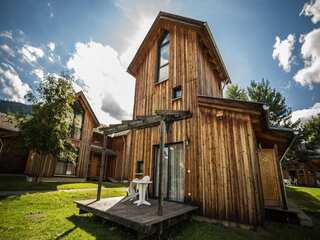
25, 91, 100, 179
88, 130, 131, 181
283, 147, 320, 187
97, 12, 295, 228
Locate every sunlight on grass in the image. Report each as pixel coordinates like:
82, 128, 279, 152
0, 188, 130, 240
0, 179, 320, 239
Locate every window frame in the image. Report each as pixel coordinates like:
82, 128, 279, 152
172, 86, 182, 100
70, 101, 85, 140
156, 31, 170, 83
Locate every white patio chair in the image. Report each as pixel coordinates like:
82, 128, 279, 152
121, 178, 139, 203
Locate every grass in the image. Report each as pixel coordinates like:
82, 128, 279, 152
0, 176, 320, 239
0, 188, 132, 240
0, 176, 126, 191
286, 186, 320, 214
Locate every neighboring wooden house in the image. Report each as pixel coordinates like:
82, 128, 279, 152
0, 113, 28, 174
25, 91, 100, 178
283, 149, 320, 187
87, 130, 131, 181
123, 12, 295, 227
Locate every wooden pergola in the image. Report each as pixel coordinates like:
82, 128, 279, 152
96, 110, 192, 216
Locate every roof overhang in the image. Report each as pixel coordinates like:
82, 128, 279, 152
76, 91, 100, 127
127, 11, 230, 84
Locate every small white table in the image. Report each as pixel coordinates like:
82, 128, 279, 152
132, 179, 152, 206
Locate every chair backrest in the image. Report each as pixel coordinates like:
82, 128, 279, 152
141, 176, 150, 182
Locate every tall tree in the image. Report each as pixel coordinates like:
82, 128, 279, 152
224, 84, 248, 101
302, 115, 320, 149
18, 74, 77, 180
247, 78, 296, 128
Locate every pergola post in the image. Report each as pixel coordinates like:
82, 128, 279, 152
97, 134, 107, 201
158, 119, 166, 216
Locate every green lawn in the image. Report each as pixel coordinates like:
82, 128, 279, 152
0, 175, 125, 191
0, 177, 320, 239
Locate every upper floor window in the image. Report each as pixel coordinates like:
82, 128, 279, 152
71, 101, 84, 140
156, 32, 170, 83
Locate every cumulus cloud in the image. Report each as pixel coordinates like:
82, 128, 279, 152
300, 0, 320, 24
101, 94, 128, 120
292, 102, 320, 122
47, 42, 55, 51
114, 0, 175, 67
0, 63, 31, 102
19, 45, 44, 64
67, 41, 134, 123
0, 31, 13, 40
30, 68, 44, 80
272, 34, 295, 72
293, 28, 320, 86
0, 44, 15, 57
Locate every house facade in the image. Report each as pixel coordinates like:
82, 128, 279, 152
126, 12, 294, 227
25, 91, 100, 178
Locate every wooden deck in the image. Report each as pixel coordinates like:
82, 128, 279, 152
75, 197, 198, 236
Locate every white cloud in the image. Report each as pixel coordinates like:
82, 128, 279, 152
120, 17, 153, 67
292, 102, 320, 123
114, 0, 175, 67
0, 44, 15, 57
300, 0, 320, 24
0, 31, 13, 40
19, 45, 44, 64
293, 28, 320, 86
47, 42, 55, 51
272, 34, 295, 72
30, 68, 44, 80
0, 63, 31, 103
67, 41, 135, 124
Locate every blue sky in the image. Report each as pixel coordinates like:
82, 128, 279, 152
0, 0, 319, 124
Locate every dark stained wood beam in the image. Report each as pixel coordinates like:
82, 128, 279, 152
101, 110, 192, 135
97, 135, 107, 201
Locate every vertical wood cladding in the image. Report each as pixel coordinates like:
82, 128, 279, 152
129, 19, 262, 226
198, 106, 262, 226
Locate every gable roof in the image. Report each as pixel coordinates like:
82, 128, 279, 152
76, 91, 100, 127
127, 11, 230, 83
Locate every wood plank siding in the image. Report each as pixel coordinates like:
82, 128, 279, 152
127, 15, 264, 226
198, 106, 263, 225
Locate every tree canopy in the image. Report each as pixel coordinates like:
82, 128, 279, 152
18, 74, 77, 164
302, 115, 320, 150
224, 84, 248, 101
224, 79, 298, 128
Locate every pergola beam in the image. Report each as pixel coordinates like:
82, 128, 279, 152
97, 110, 192, 215
101, 110, 192, 135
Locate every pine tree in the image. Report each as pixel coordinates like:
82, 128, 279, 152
224, 84, 248, 101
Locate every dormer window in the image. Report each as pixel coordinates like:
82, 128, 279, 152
156, 31, 170, 83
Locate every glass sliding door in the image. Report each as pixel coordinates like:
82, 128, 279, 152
154, 142, 185, 202
168, 144, 185, 201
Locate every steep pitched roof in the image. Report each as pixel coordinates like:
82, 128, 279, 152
127, 11, 230, 83
76, 91, 100, 127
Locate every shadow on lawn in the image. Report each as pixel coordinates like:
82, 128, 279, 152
0, 175, 127, 192
286, 187, 320, 216
65, 214, 135, 240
